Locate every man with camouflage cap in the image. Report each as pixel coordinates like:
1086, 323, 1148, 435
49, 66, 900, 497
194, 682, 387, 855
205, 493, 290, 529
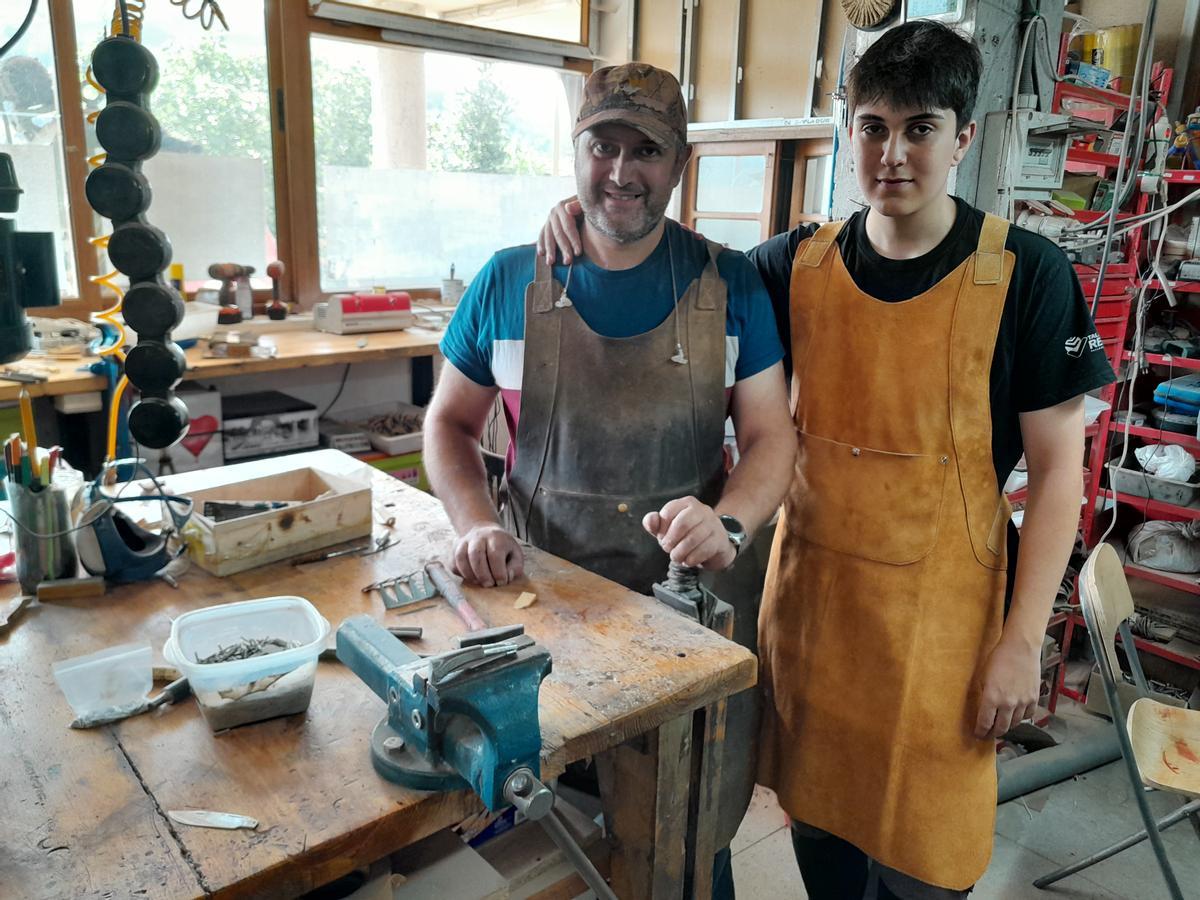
427, 62, 794, 896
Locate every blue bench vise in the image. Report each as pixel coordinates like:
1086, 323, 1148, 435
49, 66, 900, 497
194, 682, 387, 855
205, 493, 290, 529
338, 614, 617, 899
335, 615, 552, 811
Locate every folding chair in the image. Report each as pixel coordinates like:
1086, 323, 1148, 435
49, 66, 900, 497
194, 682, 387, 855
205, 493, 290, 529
1033, 542, 1200, 899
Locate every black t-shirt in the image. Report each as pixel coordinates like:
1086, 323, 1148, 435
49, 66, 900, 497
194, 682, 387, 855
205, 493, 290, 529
746, 196, 1116, 489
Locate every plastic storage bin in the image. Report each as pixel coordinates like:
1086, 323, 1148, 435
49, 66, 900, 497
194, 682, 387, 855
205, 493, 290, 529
52, 641, 152, 718
163, 596, 329, 731
333, 401, 425, 455
1107, 462, 1200, 506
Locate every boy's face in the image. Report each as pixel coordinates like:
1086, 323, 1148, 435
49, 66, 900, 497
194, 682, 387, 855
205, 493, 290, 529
575, 123, 692, 244
849, 100, 975, 219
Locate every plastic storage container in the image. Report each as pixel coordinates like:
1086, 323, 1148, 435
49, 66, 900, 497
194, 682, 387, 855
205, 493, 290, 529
52, 641, 152, 719
333, 401, 425, 455
163, 596, 329, 731
1107, 462, 1200, 506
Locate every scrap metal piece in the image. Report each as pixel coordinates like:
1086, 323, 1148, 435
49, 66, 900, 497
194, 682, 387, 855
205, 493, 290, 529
426, 643, 519, 687
376, 571, 438, 610
458, 624, 524, 648
69, 677, 192, 729
167, 810, 258, 831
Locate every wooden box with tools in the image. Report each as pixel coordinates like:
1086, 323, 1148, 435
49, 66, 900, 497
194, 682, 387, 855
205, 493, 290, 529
180, 465, 371, 576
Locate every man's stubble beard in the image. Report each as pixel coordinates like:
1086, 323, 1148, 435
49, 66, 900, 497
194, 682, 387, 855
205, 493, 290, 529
579, 191, 670, 245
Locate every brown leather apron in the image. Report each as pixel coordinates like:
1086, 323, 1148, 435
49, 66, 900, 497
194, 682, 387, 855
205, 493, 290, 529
506, 239, 728, 595
506, 239, 761, 847
757, 214, 1014, 890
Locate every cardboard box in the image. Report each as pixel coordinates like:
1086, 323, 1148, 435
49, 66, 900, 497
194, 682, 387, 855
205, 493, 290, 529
1084, 667, 1188, 719
149, 385, 223, 476
181, 465, 371, 576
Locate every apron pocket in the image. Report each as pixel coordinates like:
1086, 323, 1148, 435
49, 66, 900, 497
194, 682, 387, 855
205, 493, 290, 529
793, 431, 948, 566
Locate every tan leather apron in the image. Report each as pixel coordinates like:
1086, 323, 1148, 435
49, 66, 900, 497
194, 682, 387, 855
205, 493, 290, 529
757, 214, 1014, 890
506, 239, 761, 847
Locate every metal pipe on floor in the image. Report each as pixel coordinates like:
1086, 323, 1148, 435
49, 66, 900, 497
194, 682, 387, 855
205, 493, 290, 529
996, 729, 1121, 804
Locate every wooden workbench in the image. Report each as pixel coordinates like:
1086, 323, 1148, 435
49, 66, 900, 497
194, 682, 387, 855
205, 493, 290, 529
0, 328, 444, 402
0, 450, 755, 899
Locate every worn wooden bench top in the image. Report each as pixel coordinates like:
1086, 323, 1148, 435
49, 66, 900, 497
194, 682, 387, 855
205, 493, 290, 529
0, 451, 756, 898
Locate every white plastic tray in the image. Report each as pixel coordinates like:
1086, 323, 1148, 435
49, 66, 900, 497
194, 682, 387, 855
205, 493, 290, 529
333, 401, 425, 456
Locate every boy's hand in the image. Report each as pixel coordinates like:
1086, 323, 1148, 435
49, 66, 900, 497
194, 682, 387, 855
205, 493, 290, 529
538, 197, 583, 265
451, 523, 524, 587
643, 497, 736, 571
974, 635, 1042, 740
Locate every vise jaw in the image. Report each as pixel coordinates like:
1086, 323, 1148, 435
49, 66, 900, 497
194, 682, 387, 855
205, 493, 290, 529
652, 562, 733, 635
336, 615, 552, 811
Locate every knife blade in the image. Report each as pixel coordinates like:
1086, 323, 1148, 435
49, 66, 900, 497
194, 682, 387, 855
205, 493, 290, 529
167, 810, 259, 830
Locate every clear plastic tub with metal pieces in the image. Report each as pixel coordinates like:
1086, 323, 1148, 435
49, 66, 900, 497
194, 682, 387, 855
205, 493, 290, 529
163, 596, 329, 732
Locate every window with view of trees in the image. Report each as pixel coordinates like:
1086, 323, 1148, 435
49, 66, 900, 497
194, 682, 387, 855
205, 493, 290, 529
311, 37, 582, 291
5, 0, 589, 309
72, 0, 277, 293
1, 2, 76, 299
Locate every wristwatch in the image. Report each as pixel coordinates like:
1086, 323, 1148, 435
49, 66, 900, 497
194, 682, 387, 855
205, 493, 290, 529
718, 514, 747, 557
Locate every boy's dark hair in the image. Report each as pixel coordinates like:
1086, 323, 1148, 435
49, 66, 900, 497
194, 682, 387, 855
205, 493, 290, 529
846, 20, 982, 130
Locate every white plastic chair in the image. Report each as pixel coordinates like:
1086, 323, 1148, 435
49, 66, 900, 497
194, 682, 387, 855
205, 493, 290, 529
1033, 543, 1200, 899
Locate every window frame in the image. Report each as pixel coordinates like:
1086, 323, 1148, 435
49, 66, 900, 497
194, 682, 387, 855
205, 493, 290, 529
36, 0, 590, 316
680, 139, 779, 247
679, 127, 835, 250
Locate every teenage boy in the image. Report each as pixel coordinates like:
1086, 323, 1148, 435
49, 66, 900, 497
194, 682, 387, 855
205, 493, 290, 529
538, 21, 1114, 899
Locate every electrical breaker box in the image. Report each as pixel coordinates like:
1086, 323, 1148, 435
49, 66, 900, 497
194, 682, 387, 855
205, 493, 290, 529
977, 109, 1073, 216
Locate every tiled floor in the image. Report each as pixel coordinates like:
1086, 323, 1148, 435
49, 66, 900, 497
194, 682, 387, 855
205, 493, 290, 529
730, 706, 1200, 900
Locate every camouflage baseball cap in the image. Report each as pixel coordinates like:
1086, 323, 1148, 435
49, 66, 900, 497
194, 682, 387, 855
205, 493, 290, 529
573, 63, 688, 150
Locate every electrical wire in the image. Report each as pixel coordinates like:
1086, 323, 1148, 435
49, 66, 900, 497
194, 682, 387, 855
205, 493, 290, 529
1004, 19, 1040, 221
1086, 0, 1159, 316
170, 0, 228, 31
318, 365, 352, 419
1099, 193, 1170, 546
1058, 187, 1200, 251
0, 0, 37, 60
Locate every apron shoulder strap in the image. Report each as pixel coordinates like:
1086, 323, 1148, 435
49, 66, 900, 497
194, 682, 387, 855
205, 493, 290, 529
695, 239, 725, 311
531, 248, 558, 313
795, 220, 846, 268
973, 214, 1010, 285
952, 212, 1016, 569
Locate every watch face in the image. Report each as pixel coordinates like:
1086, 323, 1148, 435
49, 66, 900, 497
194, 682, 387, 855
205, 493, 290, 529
720, 515, 746, 542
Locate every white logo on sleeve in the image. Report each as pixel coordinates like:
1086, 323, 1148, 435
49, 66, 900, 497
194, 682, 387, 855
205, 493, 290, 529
1065, 333, 1104, 357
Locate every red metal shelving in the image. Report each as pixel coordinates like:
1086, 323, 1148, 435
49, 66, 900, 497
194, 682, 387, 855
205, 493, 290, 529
1123, 563, 1200, 596
1068, 611, 1200, 671
1138, 278, 1200, 293
1107, 422, 1200, 452
1067, 147, 1122, 169
1097, 489, 1200, 522
1123, 351, 1200, 371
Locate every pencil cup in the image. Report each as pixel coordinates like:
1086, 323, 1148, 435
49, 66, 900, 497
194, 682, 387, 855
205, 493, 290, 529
10, 481, 77, 594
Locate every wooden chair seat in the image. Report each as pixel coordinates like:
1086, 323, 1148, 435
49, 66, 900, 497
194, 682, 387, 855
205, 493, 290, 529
1129, 699, 1200, 799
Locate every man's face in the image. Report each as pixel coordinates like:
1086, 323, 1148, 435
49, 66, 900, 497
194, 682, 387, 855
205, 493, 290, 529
849, 100, 975, 218
575, 123, 691, 244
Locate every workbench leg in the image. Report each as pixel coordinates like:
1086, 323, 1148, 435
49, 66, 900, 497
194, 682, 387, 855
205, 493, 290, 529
686, 698, 726, 900
597, 713, 692, 899
686, 600, 733, 900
